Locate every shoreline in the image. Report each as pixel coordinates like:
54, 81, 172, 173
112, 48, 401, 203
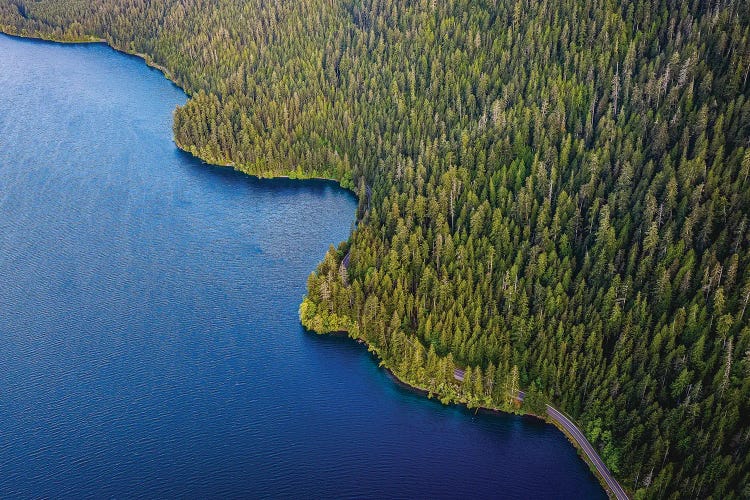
2, 27, 622, 499
0, 30, 182, 93
321, 328, 625, 499
174, 139, 351, 188
0, 30, 356, 196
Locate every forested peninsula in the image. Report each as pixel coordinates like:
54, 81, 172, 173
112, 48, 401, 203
1, 0, 749, 497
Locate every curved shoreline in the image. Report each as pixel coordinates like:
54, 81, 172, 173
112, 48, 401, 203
173, 137, 356, 193
0, 30, 356, 195
0, 30, 182, 92
2, 27, 624, 499
323, 329, 628, 499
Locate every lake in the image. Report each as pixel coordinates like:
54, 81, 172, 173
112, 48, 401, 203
0, 33, 604, 498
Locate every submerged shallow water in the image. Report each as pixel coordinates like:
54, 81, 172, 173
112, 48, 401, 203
0, 33, 604, 498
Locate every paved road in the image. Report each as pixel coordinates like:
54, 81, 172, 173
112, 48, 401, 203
451, 372, 627, 499
545, 405, 629, 500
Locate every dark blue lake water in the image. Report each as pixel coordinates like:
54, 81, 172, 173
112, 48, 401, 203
0, 33, 604, 498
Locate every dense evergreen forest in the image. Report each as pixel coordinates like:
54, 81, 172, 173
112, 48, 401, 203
2, 0, 749, 496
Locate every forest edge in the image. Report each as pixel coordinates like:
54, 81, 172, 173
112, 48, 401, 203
0, 27, 628, 500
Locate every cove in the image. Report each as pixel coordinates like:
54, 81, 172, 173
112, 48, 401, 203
0, 33, 605, 498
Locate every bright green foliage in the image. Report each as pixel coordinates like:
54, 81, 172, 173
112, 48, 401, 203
523, 381, 547, 416
2, 0, 749, 496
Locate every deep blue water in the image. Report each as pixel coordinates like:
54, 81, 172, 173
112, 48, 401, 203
0, 33, 605, 498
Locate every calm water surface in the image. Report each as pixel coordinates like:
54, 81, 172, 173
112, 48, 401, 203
0, 34, 604, 498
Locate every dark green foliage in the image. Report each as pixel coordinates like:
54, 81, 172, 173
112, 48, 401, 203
2, 0, 749, 496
